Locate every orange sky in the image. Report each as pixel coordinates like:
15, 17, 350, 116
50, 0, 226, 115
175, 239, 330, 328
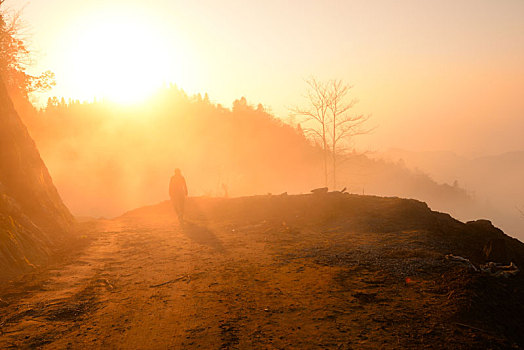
6, 0, 524, 156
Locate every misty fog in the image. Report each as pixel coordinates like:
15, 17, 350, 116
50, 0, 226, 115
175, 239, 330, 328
15, 86, 488, 238
380, 149, 524, 241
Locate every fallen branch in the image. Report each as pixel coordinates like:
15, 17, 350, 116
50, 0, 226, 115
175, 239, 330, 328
455, 322, 490, 334
445, 254, 478, 271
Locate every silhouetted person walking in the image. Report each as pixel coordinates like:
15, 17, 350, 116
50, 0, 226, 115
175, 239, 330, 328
169, 168, 188, 223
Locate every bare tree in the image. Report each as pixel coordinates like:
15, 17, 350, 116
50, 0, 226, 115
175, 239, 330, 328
291, 78, 330, 186
327, 80, 371, 188
292, 78, 371, 189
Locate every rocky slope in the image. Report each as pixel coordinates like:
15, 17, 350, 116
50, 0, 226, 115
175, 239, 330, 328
0, 78, 74, 280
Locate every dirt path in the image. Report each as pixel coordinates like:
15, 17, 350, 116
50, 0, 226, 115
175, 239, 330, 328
0, 198, 507, 349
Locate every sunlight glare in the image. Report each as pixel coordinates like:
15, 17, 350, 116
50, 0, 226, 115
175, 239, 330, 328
65, 13, 177, 104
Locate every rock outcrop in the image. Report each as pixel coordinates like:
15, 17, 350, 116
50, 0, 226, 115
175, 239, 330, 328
0, 78, 74, 280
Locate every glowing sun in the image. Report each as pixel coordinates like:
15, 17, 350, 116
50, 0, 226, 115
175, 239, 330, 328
64, 13, 177, 104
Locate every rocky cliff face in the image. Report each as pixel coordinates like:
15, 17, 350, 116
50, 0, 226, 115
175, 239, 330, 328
0, 78, 74, 279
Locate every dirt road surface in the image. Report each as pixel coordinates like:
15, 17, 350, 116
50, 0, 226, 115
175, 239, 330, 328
0, 195, 520, 349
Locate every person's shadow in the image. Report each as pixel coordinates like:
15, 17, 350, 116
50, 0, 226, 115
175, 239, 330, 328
181, 221, 225, 253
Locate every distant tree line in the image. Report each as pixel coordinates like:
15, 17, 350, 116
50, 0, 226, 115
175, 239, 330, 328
16, 84, 473, 217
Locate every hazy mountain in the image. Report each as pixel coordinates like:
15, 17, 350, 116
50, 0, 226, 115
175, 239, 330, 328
380, 148, 524, 240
